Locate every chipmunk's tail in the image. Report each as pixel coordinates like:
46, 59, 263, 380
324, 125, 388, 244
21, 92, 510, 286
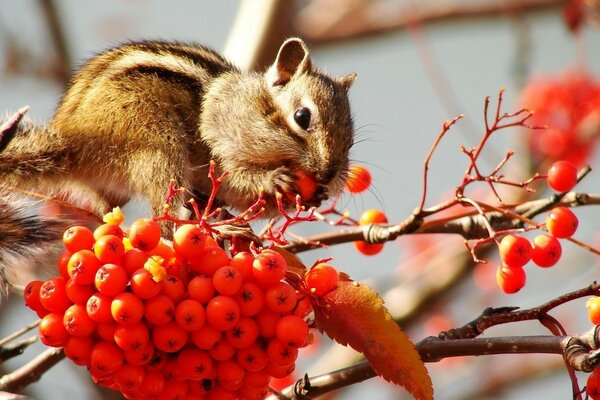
0, 192, 69, 281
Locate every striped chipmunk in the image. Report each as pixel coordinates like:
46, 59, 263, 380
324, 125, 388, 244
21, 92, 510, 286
0, 38, 356, 270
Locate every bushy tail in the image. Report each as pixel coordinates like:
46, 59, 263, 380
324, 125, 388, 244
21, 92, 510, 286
0, 192, 71, 284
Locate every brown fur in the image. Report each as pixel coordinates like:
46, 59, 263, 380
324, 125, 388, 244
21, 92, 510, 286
0, 38, 356, 223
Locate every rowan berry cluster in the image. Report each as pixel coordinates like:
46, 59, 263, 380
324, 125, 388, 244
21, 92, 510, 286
521, 69, 600, 166
495, 160, 579, 294
23, 209, 329, 400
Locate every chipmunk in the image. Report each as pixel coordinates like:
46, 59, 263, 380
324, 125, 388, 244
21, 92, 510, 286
0, 38, 356, 269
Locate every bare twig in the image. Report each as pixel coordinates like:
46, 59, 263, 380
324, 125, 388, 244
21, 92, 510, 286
0, 347, 64, 392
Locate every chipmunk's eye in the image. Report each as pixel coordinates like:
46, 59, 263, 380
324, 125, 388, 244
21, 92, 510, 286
293, 108, 311, 130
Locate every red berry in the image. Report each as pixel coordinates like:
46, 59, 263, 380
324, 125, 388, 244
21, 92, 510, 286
498, 234, 532, 268
39, 312, 70, 347
587, 297, 600, 325
189, 245, 229, 276
253, 249, 287, 286
496, 264, 526, 294
234, 282, 266, 317
353, 241, 384, 256
213, 266, 243, 296
63, 303, 96, 337
225, 317, 259, 349
86, 293, 114, 322
174, 299, 206, 331
114, 322, 150, 352
39, 277, 71, 313
177, 347, 214, 380
89, 341, 124, 375
588, 367, 600, 399
152, 322, 189, 353
111, 292, 144, 325
173, 224, 207, 259
546, 206, 578, 238
191, 325, 222, 350
95, 263, 128, 296
130, 268, 163, 299
93, 223, 124, 240
129, 218, 161, 252
188, 275, 216, 304
113, 363, 145, 391
65, 280, 95, 304
276, 315, 309, 347
143, 294, 174, 325
94, 234, 125, 264
68, 250, 102, 285
531, 234, 562, 267
359, 209, 388, 225
266, 338, 298, 367
230, 251, 255, 281
345, 165, 372, 194
24, 280, 45, 312
206, 296, 240, 331
265, 282, 297, 314
547, 160, 577, 192
62, 226, 94, 253
63, 336, 94, 366
304, 263, 339, 296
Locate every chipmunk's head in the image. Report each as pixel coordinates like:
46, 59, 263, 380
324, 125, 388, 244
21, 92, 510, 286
201, 38, 356, 214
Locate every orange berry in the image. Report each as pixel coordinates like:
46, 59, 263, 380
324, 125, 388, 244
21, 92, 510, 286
304, 263, 339, 296
130, 268, 163, 299
498, 234, 532, 268
63, 303, 96, 337
173, 224, 207, 259
68, 250, 102, 285
129, 218, 161, 252
174, 299, 206, 331
111, 292, 144, 325
62, 226, 94, 253
144, 294, 174, 326
252, 249, 287, 286
213, 266, 243, 296
95, 263, 128, 297
39, 277, 71, 313
39, 312, 70, 347
94, 234, 125, 264
353, 241, 384, 256
206, 296, 240, 331
152, 322, 188, 353
345, 165, 372, 194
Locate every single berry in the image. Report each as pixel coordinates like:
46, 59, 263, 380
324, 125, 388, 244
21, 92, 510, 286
496, 264, 526, 294
345, 165, 372, 194
206, 296, 240, 331
546, 206, 578, 238
304, 263, 339, 296
547, 160, 577, 192
498, 234, 532, 268
359, 209, 388, 225
587, 297, 600, 325
94, 234, 125, 264
531, 234, 562, 268
353, 241, 384, 256
173, 224, 207, 259
63, 303, 96, 337
95, 263, 128, 296
174, 299, 206, 331
39, 312, 70, 347
213, 266, 243, 296
62, 226, 94, 253
253, 249, 287, 286
129, 218, 161, 252
68, 250, 102, 285
276, 315, 309, 347
111, 292, 144, 325
587, 367, 600, 399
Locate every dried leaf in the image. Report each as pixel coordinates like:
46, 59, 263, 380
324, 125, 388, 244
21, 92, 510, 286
314, 278, 433, 400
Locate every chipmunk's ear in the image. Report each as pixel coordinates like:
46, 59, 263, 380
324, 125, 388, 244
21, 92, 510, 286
267, 38, 312, 86
338, 72, 357, 91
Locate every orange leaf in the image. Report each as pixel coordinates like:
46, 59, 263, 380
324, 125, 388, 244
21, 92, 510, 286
314, 278, 433, 400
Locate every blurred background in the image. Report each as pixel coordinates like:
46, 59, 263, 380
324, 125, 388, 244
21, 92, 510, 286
1, 0, 600, 399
